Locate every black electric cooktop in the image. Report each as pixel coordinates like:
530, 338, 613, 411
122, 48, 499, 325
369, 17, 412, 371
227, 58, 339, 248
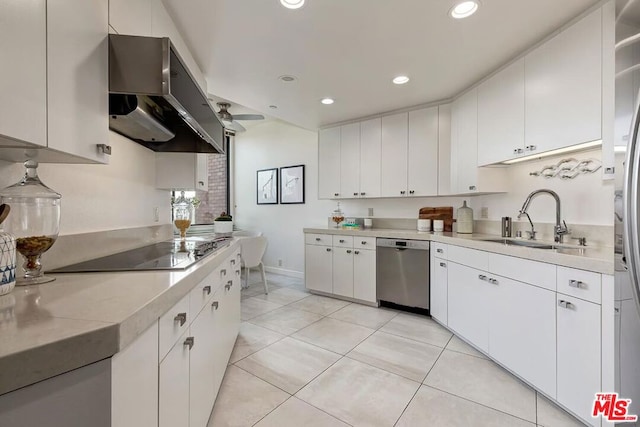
50, 236, 231, 273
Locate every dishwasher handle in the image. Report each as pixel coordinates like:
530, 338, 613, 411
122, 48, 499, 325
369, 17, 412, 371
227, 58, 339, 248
376, 238, 430, 250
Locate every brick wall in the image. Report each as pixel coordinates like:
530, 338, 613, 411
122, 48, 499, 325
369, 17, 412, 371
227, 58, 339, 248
195, 153, 228, 224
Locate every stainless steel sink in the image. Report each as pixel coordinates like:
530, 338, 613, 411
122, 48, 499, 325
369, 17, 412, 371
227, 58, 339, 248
479, 238, 557, 250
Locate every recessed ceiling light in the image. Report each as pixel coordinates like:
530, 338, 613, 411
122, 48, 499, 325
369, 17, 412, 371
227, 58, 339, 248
321, 98, 334, 105
393, 76, 410, 85
269, 105, 278, 109
450, 1, 479, 19
278, 75, 297, 82
280, 0, 305, 9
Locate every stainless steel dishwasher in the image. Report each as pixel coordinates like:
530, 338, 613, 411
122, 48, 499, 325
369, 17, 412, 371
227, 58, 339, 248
376, 238, 430, 311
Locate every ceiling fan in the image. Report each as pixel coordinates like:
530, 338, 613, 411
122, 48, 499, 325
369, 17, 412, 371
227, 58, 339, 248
214, 102, 264, 132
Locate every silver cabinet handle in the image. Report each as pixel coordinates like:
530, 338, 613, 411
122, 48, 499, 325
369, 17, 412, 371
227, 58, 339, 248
489, 278, 498, 285
469, 185, 477, 191
231, 259, 236, 265
400, 191, 406, 195
569, 280, 584, 289
334, 193, 339, 197
211, 301, 219, 310
478, 274, 487, 281
354, 250, 360, 254
326, 248, 331, 252
513, 148, 519, 155
526, 145, 537, 151
361, 241, 367, 245
235, 269, 241, 276
184, 337, 194, 350
315, 237, 321, 241
436, 249, 443, 253
339, 239, 345, 243
203, 285, 211, 295
558, 300, 574, 309
353, 192, 358, 196
360, 192, 365, 196
346, 250, 352, 254
409, 190, 415, 195
517, 148, 524, 154
439, 262, 446, 268
174, 313, 187, 326
221, 269, 227, 277
225, 280, 232, 291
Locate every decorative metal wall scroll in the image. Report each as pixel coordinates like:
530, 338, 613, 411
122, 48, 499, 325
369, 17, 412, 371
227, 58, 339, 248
529, 158, 602, 180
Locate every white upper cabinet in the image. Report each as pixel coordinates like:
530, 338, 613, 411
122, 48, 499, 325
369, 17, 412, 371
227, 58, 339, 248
156, 153, 209, 191
109, 0, 152, 36
47, 0, 110, 164
381, 113, 409, 197
525, 8, 602, 153
318, 127, 341, 199
408, 107, 439, 196
340, 123, 361, 198
477, 59, 525, 166
0, 0, 47, 149
438, 104, 452, 195
359, 118, 382, 198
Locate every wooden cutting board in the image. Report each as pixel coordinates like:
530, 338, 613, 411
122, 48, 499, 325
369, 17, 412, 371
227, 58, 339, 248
419, 206, 454, 232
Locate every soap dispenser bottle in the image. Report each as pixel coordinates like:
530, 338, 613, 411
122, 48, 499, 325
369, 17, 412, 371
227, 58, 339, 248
457, 201, 474, 234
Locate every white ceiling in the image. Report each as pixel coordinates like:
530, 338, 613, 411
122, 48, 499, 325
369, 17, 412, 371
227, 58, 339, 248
165, 0, 601, 130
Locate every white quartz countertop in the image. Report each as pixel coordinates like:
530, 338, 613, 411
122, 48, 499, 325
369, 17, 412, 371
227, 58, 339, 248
304, 227, 614, 275
0, 240, 239, 396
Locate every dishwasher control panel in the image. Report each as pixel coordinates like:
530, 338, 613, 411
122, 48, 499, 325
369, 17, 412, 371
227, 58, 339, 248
376, 238, 430, 250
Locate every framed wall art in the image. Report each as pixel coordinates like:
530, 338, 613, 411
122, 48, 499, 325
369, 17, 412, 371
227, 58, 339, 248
280, 164, 305, 204
257, 168, 278, 204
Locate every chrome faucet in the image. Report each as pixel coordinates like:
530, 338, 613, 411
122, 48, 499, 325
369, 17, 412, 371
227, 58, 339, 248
517, 189, 570, 243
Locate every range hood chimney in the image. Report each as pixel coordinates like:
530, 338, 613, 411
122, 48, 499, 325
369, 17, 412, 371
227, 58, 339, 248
108, 34, 225, 154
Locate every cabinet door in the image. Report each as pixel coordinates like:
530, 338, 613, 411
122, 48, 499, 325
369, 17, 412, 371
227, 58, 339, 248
489, 276, 556, 398
208, 292, 226, 403
447, 262, 490, 352
557, 294, 601, 426
353, 249, 376, 303
525, 9, 602, 153
332, 248, 354, 298
430, 257, 448, 325
220, 272, 241, 365
359, 118, 382, 198
159, 329, 191, 427
381, 113, 409, 197
438, 104, 452, 195
196, 154, 209, 192
0, 0, 46, 148
408, 107, 438, 196
451, 89, 478, 193
318, 127, 341, 199
305, 245, 333, 293
47, 0, 109, 164
109, 0, 152, 36
478, 58, 525, 165
340, 123, 361, 198
189, 309, 216, 427
156, 153, 202, 190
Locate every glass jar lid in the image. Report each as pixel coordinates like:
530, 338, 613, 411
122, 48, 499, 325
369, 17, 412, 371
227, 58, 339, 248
0, 160, 61, 200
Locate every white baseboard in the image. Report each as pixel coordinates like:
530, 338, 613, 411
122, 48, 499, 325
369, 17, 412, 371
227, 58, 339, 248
264, 266, 304, 279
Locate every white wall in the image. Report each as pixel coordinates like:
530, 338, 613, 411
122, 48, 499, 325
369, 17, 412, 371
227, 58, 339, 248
234, 121, 335, 274
235, 121, 614, 274
0, 131, 171, 235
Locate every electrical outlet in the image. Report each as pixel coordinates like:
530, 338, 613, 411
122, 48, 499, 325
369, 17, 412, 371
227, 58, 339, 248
278, 259, 283, 267
480, 207, 489, 219
153, 207, 160, 222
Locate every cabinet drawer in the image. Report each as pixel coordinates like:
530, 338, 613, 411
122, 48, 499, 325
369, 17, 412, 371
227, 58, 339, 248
190, 266, 221, 317
355, 237, 376, 249
432, 242, 447, 259
557, 266, 601, 304
488, 253, 556, 291
305, 233, 332, 246
333, 235, 354, 248
159, 293, 191, 361
447, 245, 488, 271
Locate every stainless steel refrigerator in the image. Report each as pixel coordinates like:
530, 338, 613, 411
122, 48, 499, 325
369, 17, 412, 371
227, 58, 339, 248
615, 0, 640, 421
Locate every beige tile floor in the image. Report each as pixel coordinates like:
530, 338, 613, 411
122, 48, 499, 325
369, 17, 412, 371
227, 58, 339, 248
208, 272, 586, 427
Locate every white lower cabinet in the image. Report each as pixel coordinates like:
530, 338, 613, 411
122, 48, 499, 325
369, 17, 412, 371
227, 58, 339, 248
447, 262, 491, 353
557, 294, 601, 427
189, 300, 217, 427
305, 244, 333, 294
489, 275, 556, 398
430, 255, 448, 325
332, 248, 354, 297
305, 234, 376, 303
353, 249, 376, 303
159, 329, 191, 427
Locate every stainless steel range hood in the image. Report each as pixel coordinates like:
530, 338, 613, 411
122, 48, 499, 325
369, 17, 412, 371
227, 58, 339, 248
109, 34, 225, 154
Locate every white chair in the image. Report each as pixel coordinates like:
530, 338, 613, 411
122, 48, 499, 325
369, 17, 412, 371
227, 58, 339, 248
239, 236, 269, 294
232, 230, 263, 237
